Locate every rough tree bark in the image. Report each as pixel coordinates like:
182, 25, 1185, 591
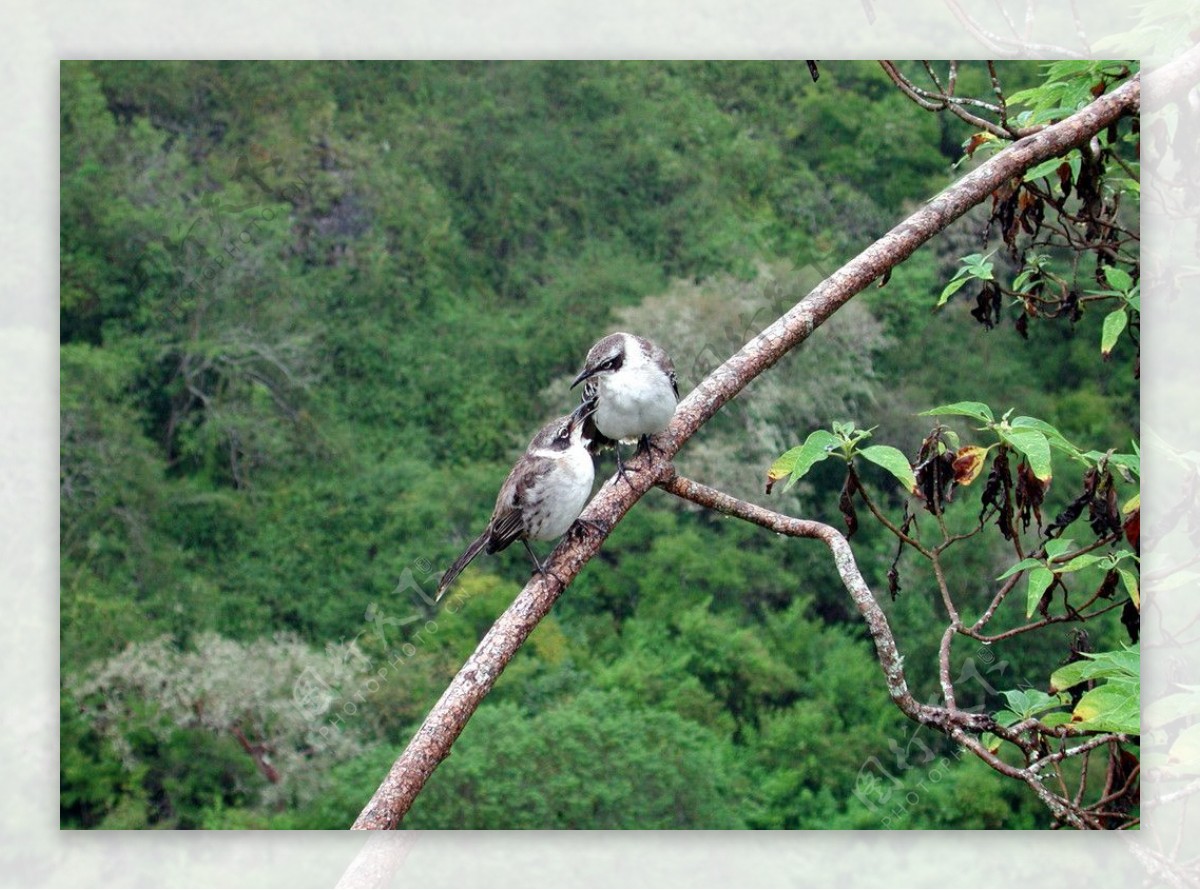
351, 73, 1140, 831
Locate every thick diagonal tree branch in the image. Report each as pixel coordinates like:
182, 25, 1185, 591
351, 74, 1140, 830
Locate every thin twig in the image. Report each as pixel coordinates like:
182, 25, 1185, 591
659, 472, 983, 728
855, 482, 933, 558
879, 60, 1029, 138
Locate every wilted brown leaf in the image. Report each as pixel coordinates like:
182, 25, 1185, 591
1096, 568, 1120, 600
1056, 160, 1074, 200
1123, 507, 1139, 553
1089, 471, 1121, 538
952, 445, 989, 486
915, 429, 957, 515
970, 282, 1002, 329
964, 132, 994, 157
1121, 599, 1139, 643
981, 448, 1015, 540
1015, 459, 1048, 531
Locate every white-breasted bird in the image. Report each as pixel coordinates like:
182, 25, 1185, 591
435, 411, 596, 601
570, 332, 678, 480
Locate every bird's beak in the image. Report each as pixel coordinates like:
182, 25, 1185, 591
569, 399, 597, 423
570, 366, 595, 389
566, 405, 594, 446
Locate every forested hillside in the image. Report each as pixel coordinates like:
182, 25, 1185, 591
60, 61, 1138, 829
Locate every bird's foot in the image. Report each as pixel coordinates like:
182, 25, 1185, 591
531, 562, 567, 588
613, 447, 636, 487
635, 433, 668, 458
523, 541, 566, 587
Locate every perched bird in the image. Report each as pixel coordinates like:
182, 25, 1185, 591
435, 411, 596, 601
571, 332, 678, 480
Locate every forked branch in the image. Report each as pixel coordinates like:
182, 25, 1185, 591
351, 73, 1140, 830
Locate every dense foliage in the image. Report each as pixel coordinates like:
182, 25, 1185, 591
60, 61, 1137, 829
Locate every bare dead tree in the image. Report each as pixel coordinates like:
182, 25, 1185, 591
351, 72, 1141, 831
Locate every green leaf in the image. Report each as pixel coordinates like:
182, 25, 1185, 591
1056, 553, 1108, 574
1117, 567, 1139, 608
919, 401, 994, 423
767, 430, 840, 492
1071, 678, 1140, 734
767, 447, 805, 487
1050, 644, 1139, 691
1083, 449, 1140, 478
1041, 711, 1073, 728
1001, 427, 1052, 481
1009, 416, 1080, 457
1047, 645, 1140, 734
1091, 644, 1140, 679
993, 710, 1021, 728
1044, 538, 1075, 560
981, 731, 1002, 753
1007, 62, 1131, 125
1023, 155, 1070, 183
858, 445, 917, 494
1002, 687, 1062, 718
937, 254, 994, 307
1102, 265, 1134, 294
1069, 659, 1115, 686
1025, 567, 1055, 617
997, 557, 1046, 581
1101, 308, 1128, 356
937, 273, 972, 307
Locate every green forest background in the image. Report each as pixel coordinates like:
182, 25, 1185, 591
59, 61, 1138, 829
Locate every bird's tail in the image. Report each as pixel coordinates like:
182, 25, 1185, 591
435, 532, 489, 601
